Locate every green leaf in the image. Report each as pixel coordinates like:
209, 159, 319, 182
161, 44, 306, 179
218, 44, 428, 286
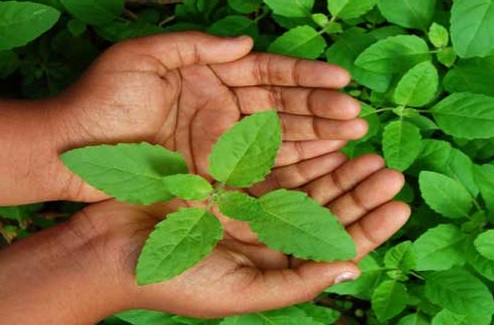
0, 1, 60, 51
443, 56, 494, 97
0, 50, 19, 78
326, 28, 392, 92
67, 19, 87, 37
60, 0, 124, 25
326, 254, 384, 299
263, 0, 314, 18
114, 310, 174, 325
136, 208, 223, 285
208, 110, 281, 188
220, 306, 321, 325
432, 309, 492, 325
377, 0, 436, 30
393, 61, 438, 107
61, 143, 188, 205
227, 0, 262, 14
382, 120, 422, 171
431, 92, 494, 139
384, 241, 417, 272
451, 0, 494, 58
250, 189, 356, 261
425, 268, 494, 317
445, 149, 479, 197
371, 280, 409, 322
429, 23, 449, 48
413, 140, 452, 173
94, 20, 164, 43
355, 35, 431, 74
327, 0, 377, 20
437, 47, 457, 68
419, 171, 473, 219
474, 230, 494, 261
413, 224, 468, 271
294, 304, 340, 324
268, 25, 327, 59
398, 313, 429, 325
217, 191, 264, 221
207, 16, 258, 39
162, 174, 212, 201
474, 164, 494, 213
0, 203, 43, 222
466, 241, 494, 281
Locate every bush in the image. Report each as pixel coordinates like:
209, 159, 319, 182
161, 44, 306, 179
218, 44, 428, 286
2, 0, 494, 324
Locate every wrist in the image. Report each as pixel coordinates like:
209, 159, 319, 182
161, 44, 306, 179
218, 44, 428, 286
0, 210, 132, 323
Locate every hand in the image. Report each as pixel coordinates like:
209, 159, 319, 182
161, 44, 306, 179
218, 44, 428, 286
68, 154, 408, 321
51, 32, 367, 202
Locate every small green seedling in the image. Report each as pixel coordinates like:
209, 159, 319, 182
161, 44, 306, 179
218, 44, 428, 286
61, 110, 356, 285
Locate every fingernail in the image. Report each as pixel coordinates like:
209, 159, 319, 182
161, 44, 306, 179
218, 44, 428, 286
334, 272, 356, 284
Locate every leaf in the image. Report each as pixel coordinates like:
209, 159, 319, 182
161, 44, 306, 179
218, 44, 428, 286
162, 174, 212, 201
377, 0, 436, 30
474, 230, 494, 261
136, 208, 223, 285
0, 203, 43, 222
61, 143, 188, 205
425, 268, 494, 317
114, 310, 174, 325
217, 191, 264, 221
355, 35, 431, 74
0, 50, 19, 78
418, 171, 473, 218
220, 306, 321, 325
207, 16, 258, 39
268, 25, 327, 59
227, 0, 262, 14
398, 313, 429, 325
250, 189, 356, 261
94, 20, 164, 43
382, 120, 422, 171
413, 224, 468, 271
294, 304, 340, 324
437, 47, 457, 68
413, 140, 452, 173
0, 1, 60, 51
326, 28, 392, 92
432, 309, 492, 325
443, 56, 494, 97
384, 241, 417, 272
429, 23, 449, 48
474, 164, 494, 213
208, 110, 281, 188
465, 241, 494, 281
327, 0, 377, 20
393, 61, 438, 107
451, 0, 494, 58
445, 149, 479, 197
60, 0, 124, 25
431, 92, 494, 139
371, 280, 409, 322
263, 0, 314, 18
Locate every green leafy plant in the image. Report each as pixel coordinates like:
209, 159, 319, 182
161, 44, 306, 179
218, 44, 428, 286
4, 0, 494, 323
61, 110, 356, 285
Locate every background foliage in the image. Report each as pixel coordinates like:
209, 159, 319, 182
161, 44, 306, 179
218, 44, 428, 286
2, 0, 494, 324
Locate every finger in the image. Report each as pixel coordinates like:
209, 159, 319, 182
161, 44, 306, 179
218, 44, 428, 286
275, 140, 347, 167
249, 152, 348, 197
211, 53, 351, 88
347, 201, 411, 261
280, 114, 368, 141
105, 32, 254, 71
236, 261, 360, 313
233, 87, 361, 119
303, 154, 386, 205
328, 169, 405, 226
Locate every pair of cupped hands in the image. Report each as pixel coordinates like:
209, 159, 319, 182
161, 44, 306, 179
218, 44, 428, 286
0, 32, 410, 323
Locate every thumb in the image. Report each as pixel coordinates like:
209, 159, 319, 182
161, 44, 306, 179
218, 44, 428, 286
237, 261, 360, 314
111, 31, 254, 70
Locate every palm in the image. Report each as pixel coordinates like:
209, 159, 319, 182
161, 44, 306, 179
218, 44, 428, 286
78, 153, 409, 318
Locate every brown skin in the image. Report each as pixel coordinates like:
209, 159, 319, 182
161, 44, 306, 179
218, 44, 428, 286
0, 32, 410, 323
